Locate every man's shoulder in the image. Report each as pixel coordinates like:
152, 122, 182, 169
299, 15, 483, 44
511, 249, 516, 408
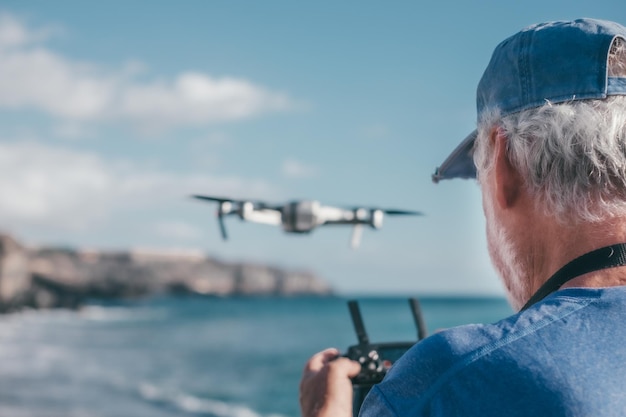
391, 289, 597, 383
361, 289, 613, 416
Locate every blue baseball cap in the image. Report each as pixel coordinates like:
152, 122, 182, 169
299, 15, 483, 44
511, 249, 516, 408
432, 18, 626, 183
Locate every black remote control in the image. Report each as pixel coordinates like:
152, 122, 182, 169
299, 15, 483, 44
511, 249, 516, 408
343, 298, 427, 417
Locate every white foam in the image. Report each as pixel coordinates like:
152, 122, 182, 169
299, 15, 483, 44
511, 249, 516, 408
138, 382, 286, 417
78, 305, 167, 322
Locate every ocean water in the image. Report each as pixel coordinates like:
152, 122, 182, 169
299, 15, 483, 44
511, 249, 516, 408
0, 296, 512, 417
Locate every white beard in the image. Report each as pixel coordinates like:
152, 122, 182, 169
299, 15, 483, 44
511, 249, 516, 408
483, 188, 529, 310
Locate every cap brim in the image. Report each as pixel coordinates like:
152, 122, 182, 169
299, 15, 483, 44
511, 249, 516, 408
431, 130, 477, 183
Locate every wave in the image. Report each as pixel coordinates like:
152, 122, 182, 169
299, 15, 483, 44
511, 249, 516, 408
0, 305, 167, 325
77, 305, 167, 322
138, 382, 286, 417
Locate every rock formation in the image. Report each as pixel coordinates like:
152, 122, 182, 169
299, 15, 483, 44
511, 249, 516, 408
0, 234, 332, 312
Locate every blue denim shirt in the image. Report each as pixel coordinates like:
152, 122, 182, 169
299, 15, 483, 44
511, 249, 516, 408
360, 287, 626, 416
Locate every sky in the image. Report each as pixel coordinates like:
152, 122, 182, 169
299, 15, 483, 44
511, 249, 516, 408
1, 1, 625, 296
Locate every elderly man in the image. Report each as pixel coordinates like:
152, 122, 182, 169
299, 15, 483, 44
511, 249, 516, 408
300, 18, 626, 417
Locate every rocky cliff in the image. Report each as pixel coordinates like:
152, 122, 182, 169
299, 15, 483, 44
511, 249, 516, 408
0, 234, 332, 312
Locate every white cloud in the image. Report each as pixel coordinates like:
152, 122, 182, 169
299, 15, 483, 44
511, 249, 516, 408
0, 13, 60, 48
0, 141, 112, 228
0, 46, 116, 119
281, 157, 319, 179
118, 72, 292, 132
0, 13, 295, 132
0, 141, 279, 232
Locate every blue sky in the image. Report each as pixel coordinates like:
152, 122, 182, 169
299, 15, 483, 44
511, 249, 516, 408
1, 1, 625, 295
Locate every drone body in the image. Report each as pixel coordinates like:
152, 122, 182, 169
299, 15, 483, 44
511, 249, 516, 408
192, 195, 422, 248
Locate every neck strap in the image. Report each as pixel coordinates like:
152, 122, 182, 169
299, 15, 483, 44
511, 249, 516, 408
521, 243, 626, 311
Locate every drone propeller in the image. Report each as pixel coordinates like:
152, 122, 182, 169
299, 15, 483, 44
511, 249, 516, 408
346, 206, 423, 216
192, 195, 283, 212
192, 195, 234, 203
382, 209, 424, 216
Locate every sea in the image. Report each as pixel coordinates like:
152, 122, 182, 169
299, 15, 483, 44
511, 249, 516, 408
0, 295, 512, 417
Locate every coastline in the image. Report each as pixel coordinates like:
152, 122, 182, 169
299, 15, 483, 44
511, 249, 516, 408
0, 233, 333, 313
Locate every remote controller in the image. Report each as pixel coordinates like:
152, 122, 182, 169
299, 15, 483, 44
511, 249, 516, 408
343, 298, 427, 417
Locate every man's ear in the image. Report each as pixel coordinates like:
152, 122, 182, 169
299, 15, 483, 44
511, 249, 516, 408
491, 127, 522, 209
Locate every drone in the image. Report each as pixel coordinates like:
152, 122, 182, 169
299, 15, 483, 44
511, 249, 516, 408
191, 194, 423, 249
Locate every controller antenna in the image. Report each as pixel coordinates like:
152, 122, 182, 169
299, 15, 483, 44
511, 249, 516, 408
409, 298, 428, 340
348, 300, 370, 345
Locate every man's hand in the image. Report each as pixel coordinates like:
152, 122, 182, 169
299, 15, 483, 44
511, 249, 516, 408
299, 348, 362, 417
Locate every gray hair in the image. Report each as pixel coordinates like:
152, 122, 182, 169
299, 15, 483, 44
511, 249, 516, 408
474, 37, 626, 223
